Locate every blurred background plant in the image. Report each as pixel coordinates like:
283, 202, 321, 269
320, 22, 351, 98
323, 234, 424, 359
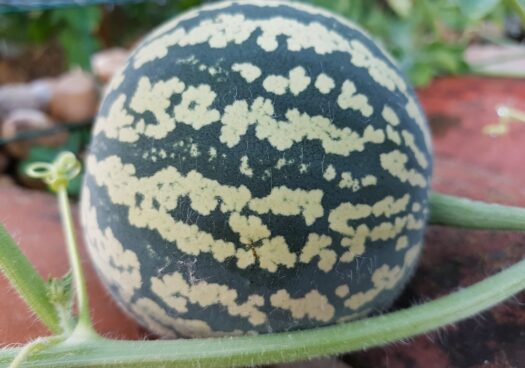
0, 0, 524, 195
1, 0, 524, 83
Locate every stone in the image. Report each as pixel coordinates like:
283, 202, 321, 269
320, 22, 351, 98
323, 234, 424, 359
91, 48, 128, 83
1, 109, 68, 159
0, 79, 55, 119
49, 70, 99, 124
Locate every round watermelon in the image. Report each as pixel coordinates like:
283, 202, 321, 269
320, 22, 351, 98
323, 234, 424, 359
80, 0, 433, 338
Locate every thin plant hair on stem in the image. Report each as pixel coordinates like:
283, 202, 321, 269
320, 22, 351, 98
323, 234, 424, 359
0, 225, 61, 334
0, 151, 523, 367
0, 258, 522, 367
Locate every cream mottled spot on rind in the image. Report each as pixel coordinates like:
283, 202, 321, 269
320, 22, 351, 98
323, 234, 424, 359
81, 189, 142, 304
340, 234, 365, 263
275, 157, 293, 170
323, 164, 336, 181
131, 297, 244, 337
361, 175, 377, 187
406, 97, 431, 151
87, 155, 241, 262
131, 76, 185, 139
298, 163, 309, 174
262, 66, 311, 96
395, 235, 409, 251
87, 156, 313, 270
229, 213, 270, 245
315, 73, 335, 94
335, 285, 350, 298
219, 98, 269, 149
344, 244, 421, 309
337, 80, 373, 117
338, 172, 360, 191
256, 236, 297, 272
249, 186, 323, 226
408, 214, 425, 230
96, 77, 223, 143
236, 248, 255, 269
228, 214, 296, 272
329, 194, 410, 223
270, 289, 335, 322
189, 143, 200, 158
221, 97, 385, 156
380, 150, 427, 187
129, 4, 431, 151
135, 1, 362, 62
382, 105, 400, 126
239, 155, 253, 177
386, 125, 401, 145
93, 94, 143, 143
104, 63, 126, 97
231, 62, 262, 83
174, 84, 220, 129
208, 147, 217, 161
299, 233, 336, 272
334, 214, 412, 263
288, 66, 311, 95
402, 130, 429, 169
262, 75, 288, 95
150, 271, 266, 326
331, 210, 409, 238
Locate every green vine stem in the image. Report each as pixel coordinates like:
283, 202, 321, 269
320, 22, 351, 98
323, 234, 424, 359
56, 187, 98, 339
8, 335, 66, 368
429, 192, 525, 231
0, 224, 61, 334
0, 258, 523, 367
1, 152, 524, 367
25, 153, 98, 339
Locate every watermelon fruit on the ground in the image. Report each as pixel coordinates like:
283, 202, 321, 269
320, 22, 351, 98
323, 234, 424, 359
81, 0, 432, 337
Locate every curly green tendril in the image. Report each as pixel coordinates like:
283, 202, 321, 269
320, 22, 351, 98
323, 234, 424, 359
26, 152, 82, 193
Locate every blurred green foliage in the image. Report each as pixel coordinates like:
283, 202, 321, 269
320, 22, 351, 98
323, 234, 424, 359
0, 0, 523, 85
0, 6, 102, 69
308, 0, 518, 85
0, 0, 203, 69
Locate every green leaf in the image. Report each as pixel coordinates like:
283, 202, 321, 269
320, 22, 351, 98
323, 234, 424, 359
459, 0, 502, 20
51, 6, 101, 69
387, 0, 413, 18
408, 62, 436, 86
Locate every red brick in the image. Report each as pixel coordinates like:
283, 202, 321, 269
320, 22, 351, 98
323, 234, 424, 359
0, 182, 143, 345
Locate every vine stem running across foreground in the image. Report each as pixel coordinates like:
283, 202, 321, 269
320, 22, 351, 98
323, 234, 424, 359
0, 153, 523, 367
